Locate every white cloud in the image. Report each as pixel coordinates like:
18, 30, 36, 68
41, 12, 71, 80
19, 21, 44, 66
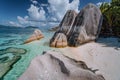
16, 3, 47, 27
17, 15, 47, 27
96, 2, 103, 7
69, 0, 80, 12
9, 21, 22, 27
48, 0, 80, 21
48, 22, 59, 27
11, 0, 80, 27
30, 0, 38, 4
17, 16, 29, 25
27, 4, 46, 21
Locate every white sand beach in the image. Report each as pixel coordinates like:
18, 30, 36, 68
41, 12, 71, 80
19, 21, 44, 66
58, 38, 120, 80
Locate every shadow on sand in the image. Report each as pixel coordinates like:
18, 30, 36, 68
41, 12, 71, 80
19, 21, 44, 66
97, 37, 120, 50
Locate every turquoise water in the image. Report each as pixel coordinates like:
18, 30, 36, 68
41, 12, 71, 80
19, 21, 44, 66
0, 26, 58, 80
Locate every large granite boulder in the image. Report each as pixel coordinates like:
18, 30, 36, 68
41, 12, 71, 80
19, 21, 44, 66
24, 29, 44, 44
68, 3, 103, 46
50, 33, 67, 48
50, 3, 103, 47
59, 10, 77, 37
18, 51, 104, 80
49, 10, 77, 33
50, 10, 77, 48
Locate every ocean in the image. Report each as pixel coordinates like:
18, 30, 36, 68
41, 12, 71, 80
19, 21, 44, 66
0, 26, 57, 80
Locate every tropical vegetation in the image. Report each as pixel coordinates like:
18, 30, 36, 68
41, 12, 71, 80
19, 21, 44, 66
100, 0, 120, 37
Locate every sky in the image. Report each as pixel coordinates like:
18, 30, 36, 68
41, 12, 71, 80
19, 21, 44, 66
0, 0, 111, 27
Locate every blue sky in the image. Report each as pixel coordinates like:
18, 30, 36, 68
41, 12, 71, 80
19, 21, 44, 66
0, 0, 111, 27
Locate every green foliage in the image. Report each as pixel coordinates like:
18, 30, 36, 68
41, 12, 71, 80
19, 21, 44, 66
100, 0, 120, 37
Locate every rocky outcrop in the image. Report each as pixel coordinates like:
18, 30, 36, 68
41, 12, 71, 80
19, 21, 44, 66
24, 29, 44, 44
18, 51, 104, 80
50, 33, 67, 48
50, 10, 77, 47
59, 10, 77, 37
0, 47, 27, 79
50, 3, 103, 47
68, 3, 103, 46
49, 10, 77, 33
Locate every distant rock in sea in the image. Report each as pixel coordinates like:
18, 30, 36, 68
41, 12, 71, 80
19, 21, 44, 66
24, 29, 44, 44
18, 51, 104, 80
50, 3, 103, 47
48, 26, 59, 31
0, 25, 21, 29
25, 26, 38, 29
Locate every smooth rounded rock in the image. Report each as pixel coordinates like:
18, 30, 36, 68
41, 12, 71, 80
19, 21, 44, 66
18, 51, 105, 80
68, 3, 103, 46
50, 33, 67, 48
24, 29, 44, 44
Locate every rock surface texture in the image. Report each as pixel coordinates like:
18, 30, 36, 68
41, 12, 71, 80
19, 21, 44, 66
50, 3, 103, 47
24, 29, 44, 44
59, 10, 77, 37
18, 51, 105, 80
50, 10, 77, 47
50, 33, 67, 48
68, 3, 103, 46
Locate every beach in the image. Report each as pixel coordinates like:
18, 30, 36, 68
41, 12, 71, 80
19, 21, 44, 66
0, 0, 120, 80
0, 26, 120, 80
59, 38, 120, 80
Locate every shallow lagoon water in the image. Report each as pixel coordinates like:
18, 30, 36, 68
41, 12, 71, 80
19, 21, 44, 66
0, 27, 58, 80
